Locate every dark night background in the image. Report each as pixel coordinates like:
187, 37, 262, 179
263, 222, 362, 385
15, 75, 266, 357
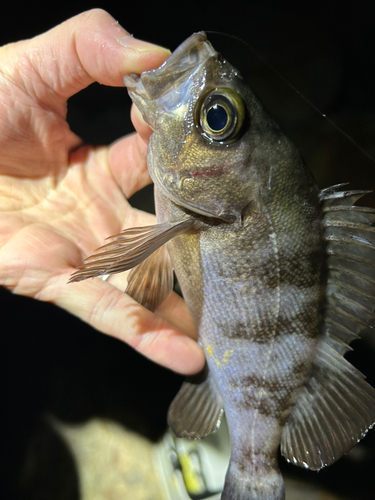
1, 1, 375, 499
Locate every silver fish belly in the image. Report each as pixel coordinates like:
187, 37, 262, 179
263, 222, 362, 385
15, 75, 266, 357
70, 32, 375, 500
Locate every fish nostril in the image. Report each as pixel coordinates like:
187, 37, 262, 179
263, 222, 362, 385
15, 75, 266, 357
163, 173, 175, 186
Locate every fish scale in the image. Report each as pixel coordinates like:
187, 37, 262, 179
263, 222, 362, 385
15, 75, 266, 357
159, 191, 323, 499
69, 32, 375, 500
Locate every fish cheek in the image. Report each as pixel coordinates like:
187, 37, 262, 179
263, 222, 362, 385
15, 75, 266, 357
152, 130, 254, 221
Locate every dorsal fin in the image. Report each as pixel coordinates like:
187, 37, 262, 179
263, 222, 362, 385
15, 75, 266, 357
321, 187, 375, 353
281, 186, 375, 470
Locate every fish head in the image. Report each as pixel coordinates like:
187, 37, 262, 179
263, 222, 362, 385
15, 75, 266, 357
125, 32, 301, 222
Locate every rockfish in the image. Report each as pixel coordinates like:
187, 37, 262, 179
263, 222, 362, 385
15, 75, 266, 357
70, 32, 375, 500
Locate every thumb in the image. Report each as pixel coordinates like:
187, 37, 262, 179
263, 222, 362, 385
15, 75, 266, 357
1, 9, 170, 101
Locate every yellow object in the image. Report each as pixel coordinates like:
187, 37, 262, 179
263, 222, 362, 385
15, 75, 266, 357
179, 452, 205, 495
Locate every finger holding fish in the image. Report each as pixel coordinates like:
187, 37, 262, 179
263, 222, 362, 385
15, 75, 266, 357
131, 103, 155, 144
66, 204, 201, 373
61, 273, 203, 374
106, 103, 154, 200
107, 131, 153, 200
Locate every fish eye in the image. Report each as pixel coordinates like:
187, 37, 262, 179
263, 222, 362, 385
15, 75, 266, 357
197, 88, 246, 142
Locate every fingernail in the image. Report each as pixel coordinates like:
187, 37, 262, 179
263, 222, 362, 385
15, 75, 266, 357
119, 34, 170, 55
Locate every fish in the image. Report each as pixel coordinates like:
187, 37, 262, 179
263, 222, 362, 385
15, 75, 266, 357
69, 32, 375, 500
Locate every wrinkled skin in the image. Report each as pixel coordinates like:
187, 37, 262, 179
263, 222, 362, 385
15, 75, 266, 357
0, 9, 204, 375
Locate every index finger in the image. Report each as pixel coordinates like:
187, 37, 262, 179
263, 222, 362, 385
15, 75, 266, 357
1, 9, 170, 102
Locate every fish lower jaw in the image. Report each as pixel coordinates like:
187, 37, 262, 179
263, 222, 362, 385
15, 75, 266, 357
156, 176, 242, 222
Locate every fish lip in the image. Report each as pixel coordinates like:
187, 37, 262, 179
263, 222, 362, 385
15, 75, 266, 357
123, 72, 140, 89
123, 72, 146, 101
124, 31, 217, 100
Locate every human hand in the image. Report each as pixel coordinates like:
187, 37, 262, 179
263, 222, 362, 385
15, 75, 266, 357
0, 9, 204, 374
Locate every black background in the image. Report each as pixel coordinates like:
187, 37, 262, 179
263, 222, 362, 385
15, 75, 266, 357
1, 1, 375, 499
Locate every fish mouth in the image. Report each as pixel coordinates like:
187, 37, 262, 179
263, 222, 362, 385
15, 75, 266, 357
124, 32, 217, 102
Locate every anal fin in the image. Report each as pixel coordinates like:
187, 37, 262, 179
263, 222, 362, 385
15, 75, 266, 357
281, 337, 375, 470
284, 185, 375, 470
168, 365, 224, 439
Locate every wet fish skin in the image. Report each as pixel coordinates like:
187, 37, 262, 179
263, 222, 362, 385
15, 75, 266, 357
126, 32, 325, 499
70, 32, 375, 500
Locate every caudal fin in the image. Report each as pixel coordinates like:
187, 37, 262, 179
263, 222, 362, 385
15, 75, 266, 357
221, 463, 285, 500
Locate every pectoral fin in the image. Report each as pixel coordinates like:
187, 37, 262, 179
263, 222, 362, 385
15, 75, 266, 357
69, 218, 193, 283
125, 245, 173, 311
168, 365, 224, 439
